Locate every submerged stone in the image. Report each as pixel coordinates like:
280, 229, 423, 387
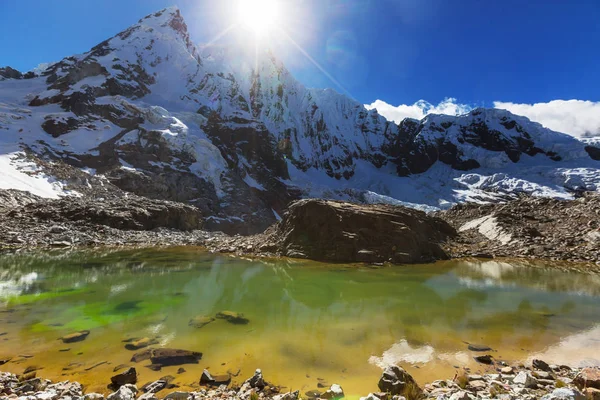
188, 316, 215, 329
216, 311, 249, 325
60, 330, 90, 343
467, 343, 492, 352
149, 348, 202, 366
124, 337, 158, 350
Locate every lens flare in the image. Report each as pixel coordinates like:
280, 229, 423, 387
238, 0, 281, 35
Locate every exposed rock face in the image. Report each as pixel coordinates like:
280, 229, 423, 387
440, 192, 600, 266
259, 199, 456, 264
13, 195, 202, 231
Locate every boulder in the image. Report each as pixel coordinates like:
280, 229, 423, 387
574, 367, 600, 390
377, 365, 421, 397
149, 348, 202, 366
260, 199, 456, 264
188, 316, 215, 329
110, 367, 137, 387
60, 330, 90, 343
216, 311, 249, 325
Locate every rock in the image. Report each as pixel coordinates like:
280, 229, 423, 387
273, 390, 300, 400
216, 311, 250, 325
541, 388, 586, 400
377, 365, 421, 397
514, 371, 538, 388
500, 366, 513, 374
583, 388, 600, 400
0, 357, 12, 365
110, 367, 137, 387
29, 195, 203, 231
141, 380, 167, 393
177, 368, 186, 374
163, 391, 190, 400
113, 364, 130, 372
305, 390, 322, 398
533, 359, 553, 372
535, 370, 553, 380
245, 369, 266, 389
200, 369, 213, 383
19, 371, 36, 381
107, 385, 137, 400
467, 344, 492, 352
149, 348, 202, 366
138, 393, 159, 400
200, 369, 228, 386
474, 354, 494, 364
469, 380, 487, 391
60, 330, 90, 343
449, 392, 475, 400
124, 337, 158, 350
320, 384, 344, 399
188, 316, 215, 329
574, 367, 600, 390
130, 348, 153, 363
261, 199, 456, 264
84, 394, 105, 400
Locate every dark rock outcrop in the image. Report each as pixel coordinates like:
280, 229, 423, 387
19, 195, 202, 231
259, 199, 456, 264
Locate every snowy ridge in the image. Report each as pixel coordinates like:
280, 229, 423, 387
0, 6, 599, 230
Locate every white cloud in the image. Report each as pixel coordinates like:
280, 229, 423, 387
365, 97, 472, 123
493, 100, 600, 138
366, 98, 600, 138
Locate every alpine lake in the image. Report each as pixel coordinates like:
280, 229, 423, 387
1, 248, 600, 398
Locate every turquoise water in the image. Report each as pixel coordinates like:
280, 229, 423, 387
1, 248, 599, 397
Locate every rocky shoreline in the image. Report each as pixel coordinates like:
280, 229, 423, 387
2, 361, 599, 400
1, 188, 600, 273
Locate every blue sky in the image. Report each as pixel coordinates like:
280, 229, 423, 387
1, 0, 599, 135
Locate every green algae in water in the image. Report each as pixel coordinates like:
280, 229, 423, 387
1, 250, 600, 397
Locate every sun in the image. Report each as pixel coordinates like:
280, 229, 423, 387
237, 0, 281, 35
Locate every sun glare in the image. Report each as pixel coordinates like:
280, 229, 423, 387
238, 0, 281, 35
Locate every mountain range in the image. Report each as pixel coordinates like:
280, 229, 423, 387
1, 6, 599, 234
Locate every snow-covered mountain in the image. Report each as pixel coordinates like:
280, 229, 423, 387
1, 6, 599, 233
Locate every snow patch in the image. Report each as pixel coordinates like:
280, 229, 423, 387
460, 215, 513, 244
0, 151, 78, 198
